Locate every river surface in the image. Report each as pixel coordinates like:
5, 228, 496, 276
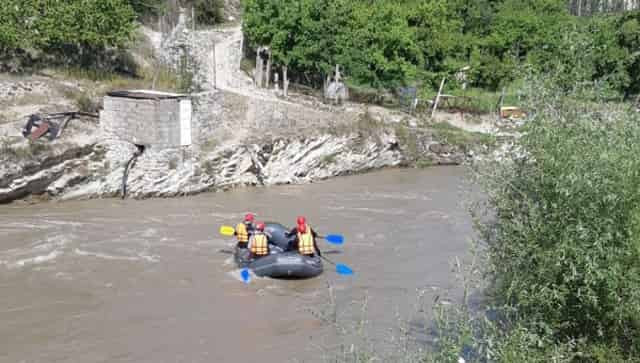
0, 167, 474, 362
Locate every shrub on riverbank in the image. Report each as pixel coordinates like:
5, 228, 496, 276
438, 79, 640, 362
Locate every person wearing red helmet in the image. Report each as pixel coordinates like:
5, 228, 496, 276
287, 216, 321, 257
234, 213, 255, 249
248, 222, 271, 258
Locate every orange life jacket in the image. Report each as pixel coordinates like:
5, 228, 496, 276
250, 233, 269, 256
297, 224, 315, 255
236, 223, 249, 243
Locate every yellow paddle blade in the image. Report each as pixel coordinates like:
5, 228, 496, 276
219, 225, 235, 236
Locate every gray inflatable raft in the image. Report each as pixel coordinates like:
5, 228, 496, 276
234, 222, 323, 279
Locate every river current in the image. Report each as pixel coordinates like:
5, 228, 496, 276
0, 167, 474, 362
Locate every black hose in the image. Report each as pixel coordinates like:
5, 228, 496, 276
121, 145, 145, 199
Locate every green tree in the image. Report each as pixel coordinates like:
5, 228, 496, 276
0, 1, 37, 54
335, 1, 422, 89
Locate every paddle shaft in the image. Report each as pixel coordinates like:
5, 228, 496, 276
320, 255, 336, 266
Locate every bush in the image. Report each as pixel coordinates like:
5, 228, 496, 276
472, 79, 640, 359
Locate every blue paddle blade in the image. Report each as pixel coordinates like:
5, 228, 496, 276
335, 264, 354, 276
324, 234, 344, 245
240, 268, 251, 284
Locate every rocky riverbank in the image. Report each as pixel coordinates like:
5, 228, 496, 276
0, 105, 498, 204
0, 13, 510, 204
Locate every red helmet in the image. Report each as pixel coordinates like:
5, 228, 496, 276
244, 213, 255, 222
297, 216, 306, 226
297, 224, 306, 233
256, 222, 265, 231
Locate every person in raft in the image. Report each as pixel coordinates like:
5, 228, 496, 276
235, 213, 255, 249
248, 222, 271, 259
286, 216, 322, 257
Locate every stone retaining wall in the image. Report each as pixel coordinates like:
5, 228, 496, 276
100, 96, 188, 148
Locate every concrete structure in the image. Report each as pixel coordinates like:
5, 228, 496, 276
100, 90, 192, 149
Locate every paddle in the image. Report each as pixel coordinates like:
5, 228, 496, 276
220, 225, 235, 236
323, 250, 342, 255
318, 234, 344, 245
320, 255, 354, 276
240, 268, 251, 284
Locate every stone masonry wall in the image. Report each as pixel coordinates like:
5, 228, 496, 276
100, 96, 183, 148
155, 98, 182, 146
192, 90, 362, 146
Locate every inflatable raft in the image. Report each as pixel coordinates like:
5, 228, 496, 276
234, 222, 323, 279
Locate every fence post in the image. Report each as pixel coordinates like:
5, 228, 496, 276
192, 6, 195, 32
431, 77, 446, 119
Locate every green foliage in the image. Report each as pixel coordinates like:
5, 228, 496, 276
472, 80, 640, 359
0, 0, 137, 71
243, 1, 640, 100
0, 1, 36, 52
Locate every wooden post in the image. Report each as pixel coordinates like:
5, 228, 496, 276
265, 51, 272, 89
283, 65, 289, 97
577, 0, 582, 16
192, 6, 195, 32
255, 49, 263, 88
152, 63, 158, 90
495, 87, 506, 119
431, 77, 446, 118
323, 74, 330, 101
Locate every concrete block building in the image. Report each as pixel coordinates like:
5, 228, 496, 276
100, 90, 192, 149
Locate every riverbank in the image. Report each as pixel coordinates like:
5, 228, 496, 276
0, 20, 511, 205
0, 101, 503, 204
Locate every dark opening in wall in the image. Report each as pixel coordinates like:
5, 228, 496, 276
135, 144, 146, 156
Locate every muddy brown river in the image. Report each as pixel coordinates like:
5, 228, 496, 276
0, 167, 473, 362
